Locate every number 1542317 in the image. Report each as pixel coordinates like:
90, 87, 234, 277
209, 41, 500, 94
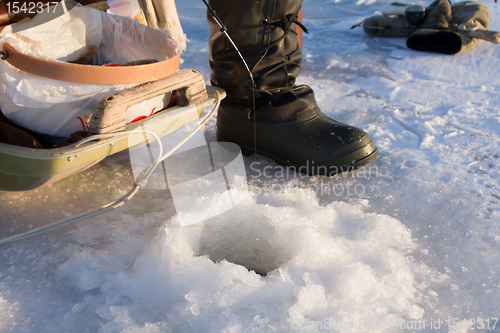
5, 1, 60, 14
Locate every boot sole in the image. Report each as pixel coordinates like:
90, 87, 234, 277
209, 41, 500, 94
217, 130, 378, 176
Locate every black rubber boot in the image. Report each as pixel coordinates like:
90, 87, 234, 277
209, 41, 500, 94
208, 0, 377, 176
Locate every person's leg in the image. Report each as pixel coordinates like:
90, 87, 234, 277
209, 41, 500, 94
207, 0, 377, 175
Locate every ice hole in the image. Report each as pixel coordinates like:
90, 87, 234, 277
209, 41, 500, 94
196, 213, 293, 276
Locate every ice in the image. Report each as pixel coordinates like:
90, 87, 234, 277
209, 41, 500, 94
42, 188, 440, 332
1, 0, 500, 332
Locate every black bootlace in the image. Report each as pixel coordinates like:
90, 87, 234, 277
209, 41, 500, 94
247, 12, 309, 99
261, 13, 309, 36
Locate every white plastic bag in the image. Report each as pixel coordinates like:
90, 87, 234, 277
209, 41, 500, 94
107, 0, 143, 23
0, 5, 178, 141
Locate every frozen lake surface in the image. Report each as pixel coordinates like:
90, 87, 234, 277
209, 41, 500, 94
1, 0, 500, 332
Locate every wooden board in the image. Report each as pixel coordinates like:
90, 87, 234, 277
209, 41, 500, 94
88, 69, 208, 135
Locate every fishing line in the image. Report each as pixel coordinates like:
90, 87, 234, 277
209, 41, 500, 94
201, 0, 258, 159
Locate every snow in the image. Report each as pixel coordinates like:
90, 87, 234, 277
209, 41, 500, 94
1, 0, 500, 332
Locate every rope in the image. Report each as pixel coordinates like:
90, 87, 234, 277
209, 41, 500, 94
138, 0, 159, 29
0, 91, 221, 245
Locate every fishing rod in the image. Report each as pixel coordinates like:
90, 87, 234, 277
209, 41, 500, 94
201, 0, 255, 81
201, 0, 258, 153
